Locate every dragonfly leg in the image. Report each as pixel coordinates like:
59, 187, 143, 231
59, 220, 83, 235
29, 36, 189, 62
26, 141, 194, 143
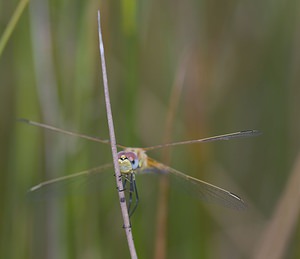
122, 174, 132, 183
118, 173, 139, 217
117, 177, 128, 192
127, 174, 134, 216
123, 223, 132, 229
128, 174, 139, 217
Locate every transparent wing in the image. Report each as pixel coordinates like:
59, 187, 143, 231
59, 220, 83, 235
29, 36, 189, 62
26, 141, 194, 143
145, 157, 246, 210
28, 164, 113, 200
18, 119, 127, 149
143, 129, 261, 151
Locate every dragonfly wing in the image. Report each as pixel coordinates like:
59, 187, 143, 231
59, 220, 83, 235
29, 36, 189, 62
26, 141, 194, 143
146, 157, 246, 210
19, 119, 127, 149
28, 164, 113, 200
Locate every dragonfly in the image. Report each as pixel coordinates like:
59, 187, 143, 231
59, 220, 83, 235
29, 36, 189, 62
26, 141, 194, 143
20, 118, 261, 216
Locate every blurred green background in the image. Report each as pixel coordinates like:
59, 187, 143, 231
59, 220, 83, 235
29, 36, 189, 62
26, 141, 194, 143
1, 0, 300, 258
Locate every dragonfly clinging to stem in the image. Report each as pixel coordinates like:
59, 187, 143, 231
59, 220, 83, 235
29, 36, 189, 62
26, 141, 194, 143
20, 118, 261, 216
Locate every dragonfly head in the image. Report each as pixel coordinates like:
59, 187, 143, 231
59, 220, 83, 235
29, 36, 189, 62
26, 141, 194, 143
118, 151, 139, 174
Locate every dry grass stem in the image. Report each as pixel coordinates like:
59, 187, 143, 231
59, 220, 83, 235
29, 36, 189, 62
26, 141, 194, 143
97, 10, 138, 259
253, 151, 300, 259
154, 50, 189, 259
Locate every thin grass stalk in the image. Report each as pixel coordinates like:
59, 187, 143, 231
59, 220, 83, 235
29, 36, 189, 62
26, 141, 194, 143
97, 10, 138, 259
154, 50, 189, 259
253, 151, 300, 259
0, 0, 29, 57
29, 0, 62, 257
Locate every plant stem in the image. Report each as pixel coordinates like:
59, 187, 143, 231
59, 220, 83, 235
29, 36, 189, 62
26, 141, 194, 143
97, 10, 138, 259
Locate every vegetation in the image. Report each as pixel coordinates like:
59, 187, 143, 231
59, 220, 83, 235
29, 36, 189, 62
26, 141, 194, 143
1, 0, 299, 258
